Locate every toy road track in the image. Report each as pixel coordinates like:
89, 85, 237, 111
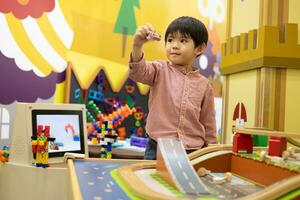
157, 138, 210, 196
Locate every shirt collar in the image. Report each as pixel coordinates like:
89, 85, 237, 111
168, 61, 200, 75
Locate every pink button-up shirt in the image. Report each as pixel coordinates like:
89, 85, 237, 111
129, 55, 217, 149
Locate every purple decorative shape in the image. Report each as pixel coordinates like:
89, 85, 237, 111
0, 51, 61, 105
56, 70, 66, 83
193, 41, 216, 78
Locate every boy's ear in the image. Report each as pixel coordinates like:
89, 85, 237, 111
196, 43, 206, 56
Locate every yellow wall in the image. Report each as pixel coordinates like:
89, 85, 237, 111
289, 0, 300, 43
231, 0, 260, 37
62, 0, 227, 63
286, 0, 300, 133
284, 69, 300, 133
225, 70, 258, 143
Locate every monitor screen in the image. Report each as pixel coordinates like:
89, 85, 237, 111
32, 110, 85, 157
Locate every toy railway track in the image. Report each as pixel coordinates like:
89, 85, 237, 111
236, 128, 300, 138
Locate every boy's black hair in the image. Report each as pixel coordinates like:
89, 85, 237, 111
164, 16, 208, 47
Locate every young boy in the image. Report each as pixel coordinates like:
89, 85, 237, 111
129, 16, 217, 160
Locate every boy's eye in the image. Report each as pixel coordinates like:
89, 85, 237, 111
181, 39, 187, 43
167, 38, 173, 42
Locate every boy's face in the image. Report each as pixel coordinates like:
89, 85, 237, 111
165, 31, 203, 68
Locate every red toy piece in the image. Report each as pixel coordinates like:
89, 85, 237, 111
232, 133, 253, 153
268, 136, 287, 157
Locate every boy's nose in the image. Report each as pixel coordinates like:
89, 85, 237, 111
172, 43, 179, 49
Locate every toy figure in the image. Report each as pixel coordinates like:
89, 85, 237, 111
232, 102, 253, 153
31, 125, 55, 168
100, 134, 118, 159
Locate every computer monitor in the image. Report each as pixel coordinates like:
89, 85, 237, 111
9, 103, 88, 165
32, 109, 85, 157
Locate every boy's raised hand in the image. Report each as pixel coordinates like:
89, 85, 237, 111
133, 24, 161, 47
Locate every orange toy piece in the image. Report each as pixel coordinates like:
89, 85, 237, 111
117, 127, 126, 140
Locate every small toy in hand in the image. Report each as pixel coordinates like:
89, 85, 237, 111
147, 31, 161, 41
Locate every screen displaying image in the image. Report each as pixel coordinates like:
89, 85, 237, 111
36, 114, 81, 153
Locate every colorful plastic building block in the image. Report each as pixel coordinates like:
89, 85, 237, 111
232, 133, 253, 153
99, 134, 117, 158
130, 136, 147, 148
117, 127, 126, 140
268, 136, 287, 157
88, 90, 104, 102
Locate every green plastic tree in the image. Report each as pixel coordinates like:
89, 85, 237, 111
114, 0, 140, 57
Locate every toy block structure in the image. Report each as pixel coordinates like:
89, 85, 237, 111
232, 102, 254, 153
31, 125, 56, 168
221, 1, 300, 145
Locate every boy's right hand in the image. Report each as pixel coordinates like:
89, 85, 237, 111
133, 24, 160, 47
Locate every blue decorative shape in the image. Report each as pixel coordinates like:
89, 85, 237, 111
74, 88, 81, 100
88, 90, 104, 102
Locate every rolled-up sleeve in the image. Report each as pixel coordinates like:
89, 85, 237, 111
129, 53, 161, 86
199, 83, 218, 144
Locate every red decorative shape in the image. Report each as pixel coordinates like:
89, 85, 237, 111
233, 102, 247, 121
0, 0, 55, 19
232, 133, 253, 153
268, 136, 287, 157
82, 89, 87, 102
233, 103, 240, 120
